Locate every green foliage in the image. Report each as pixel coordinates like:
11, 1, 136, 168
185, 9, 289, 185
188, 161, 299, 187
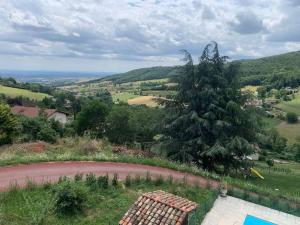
286, 112, 298, 124
295, 144, 300, 162
52, 181, 87, 215
112, 173, 118, 187
97, 174, 109, 189
0, 103, 19, 145
95, 89, 113, 107
20, 116, 58, 143
75, 100, 109, 138
85, 173, 97, 188
125, 175, 131, 187
162, 43, 260, 172
37, 127, 58, 144
105, 105, 134, 144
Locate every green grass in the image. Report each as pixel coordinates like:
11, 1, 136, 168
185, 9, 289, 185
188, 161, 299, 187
276, 91, 300, 116
0, 85, 50, 101
276, 121, 300, 144
0, 178, 217, 225
112, 92, 139, 102
249, 162, 300, 196
261, 116, 281, 130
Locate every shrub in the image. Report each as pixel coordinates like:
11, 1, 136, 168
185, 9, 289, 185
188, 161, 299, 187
52, 181, 87, 215
0, 103, 19, 145
134, 175, 141, 184
74, 173, 83, 182
112, 173, 118, 187
37, 127, 58, 143
146, 171, 151, 183
85, 173, 97, 188
154, 175, 164, 186
97, 174, 109, 189
286, 112, 298, 124
125, 175, 131, 187
258, 155, 266, 161
81, 139, 101, 154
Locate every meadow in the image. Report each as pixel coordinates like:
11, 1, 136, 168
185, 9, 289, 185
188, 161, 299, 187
0, 85, 50, 101
250, 161, 300, 197
276, 90, 300, 115
0, 175, 216, 225
276, 121, 300, 144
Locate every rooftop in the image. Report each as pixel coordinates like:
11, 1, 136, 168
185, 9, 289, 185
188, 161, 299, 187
11, 106, 58, 118
119, 190, 198, 225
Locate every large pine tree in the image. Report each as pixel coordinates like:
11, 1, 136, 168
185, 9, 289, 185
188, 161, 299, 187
162, 42, 260, 172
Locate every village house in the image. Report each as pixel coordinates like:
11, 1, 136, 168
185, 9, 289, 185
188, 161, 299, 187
119, 190, 198, 225
11, 106, 68, 124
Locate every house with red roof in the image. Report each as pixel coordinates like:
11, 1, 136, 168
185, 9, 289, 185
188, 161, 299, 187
11, 106, 68, 124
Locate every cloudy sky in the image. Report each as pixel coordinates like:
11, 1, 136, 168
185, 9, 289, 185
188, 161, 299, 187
0, 0, 299, 72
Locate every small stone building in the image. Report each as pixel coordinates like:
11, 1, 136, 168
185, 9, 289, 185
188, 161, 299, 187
119, 190, 198, 225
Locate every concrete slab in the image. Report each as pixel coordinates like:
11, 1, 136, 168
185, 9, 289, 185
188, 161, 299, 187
201, 196, 300, 225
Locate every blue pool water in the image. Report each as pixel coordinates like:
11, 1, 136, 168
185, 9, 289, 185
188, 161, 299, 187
243, 215, 276, 225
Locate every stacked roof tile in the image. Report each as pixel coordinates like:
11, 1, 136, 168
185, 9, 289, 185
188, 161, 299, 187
119, 190, 198, 225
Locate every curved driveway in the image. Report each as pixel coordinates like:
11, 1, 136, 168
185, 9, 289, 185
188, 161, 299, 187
0, 161, 218, 191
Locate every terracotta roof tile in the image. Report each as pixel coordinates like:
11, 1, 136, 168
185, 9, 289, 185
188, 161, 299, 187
11, 106, 57, 118
119, 191, 198, 225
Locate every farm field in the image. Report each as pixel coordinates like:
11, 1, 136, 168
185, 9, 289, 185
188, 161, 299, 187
276, 121, 300, 144
0, 85, 50, 101
0, 178, 216, 225
112, 92, 138, 102
128, 96, 158, 107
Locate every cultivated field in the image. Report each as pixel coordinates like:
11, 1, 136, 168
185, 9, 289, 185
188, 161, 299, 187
112, 92, 138, 102
128, 96, 158, 107
0, 85, 50, 101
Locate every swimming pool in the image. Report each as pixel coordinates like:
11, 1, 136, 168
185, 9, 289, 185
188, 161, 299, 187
243, 215, 276, 225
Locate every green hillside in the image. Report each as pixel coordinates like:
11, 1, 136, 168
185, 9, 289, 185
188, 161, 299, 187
0, 85, 51, 101
95, 51, 300, 85
92, 66, 180, 84
237, 51, 300, 78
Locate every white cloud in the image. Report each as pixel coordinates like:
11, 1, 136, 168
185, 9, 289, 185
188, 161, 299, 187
0, 0, 298, 72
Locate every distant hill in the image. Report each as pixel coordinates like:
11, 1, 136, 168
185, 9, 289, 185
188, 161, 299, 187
89, 66, 181, 84
91, 51, 300, 85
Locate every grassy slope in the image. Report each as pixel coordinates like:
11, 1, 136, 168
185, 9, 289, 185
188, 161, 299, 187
276, 91, 300, 116
276, 121, 300, 144
0, 180, 216, 225
0, 85, 50, 101
251, 162, 300, 195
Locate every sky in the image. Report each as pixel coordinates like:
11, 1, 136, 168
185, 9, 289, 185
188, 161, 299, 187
0, 0, 299, 73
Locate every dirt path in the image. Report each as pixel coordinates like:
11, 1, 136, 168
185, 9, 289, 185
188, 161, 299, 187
0, 161, 219, 191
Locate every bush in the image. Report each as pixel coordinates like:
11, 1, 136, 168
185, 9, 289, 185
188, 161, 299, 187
97, 174, 109, 189
125, 175, 131, 187
74, 173, 83, 182
52, 181, 87, 215
286, 112, 298, 124
37, 127, 58, 143
85, 173, 97, 188
112, 173, 118, 187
